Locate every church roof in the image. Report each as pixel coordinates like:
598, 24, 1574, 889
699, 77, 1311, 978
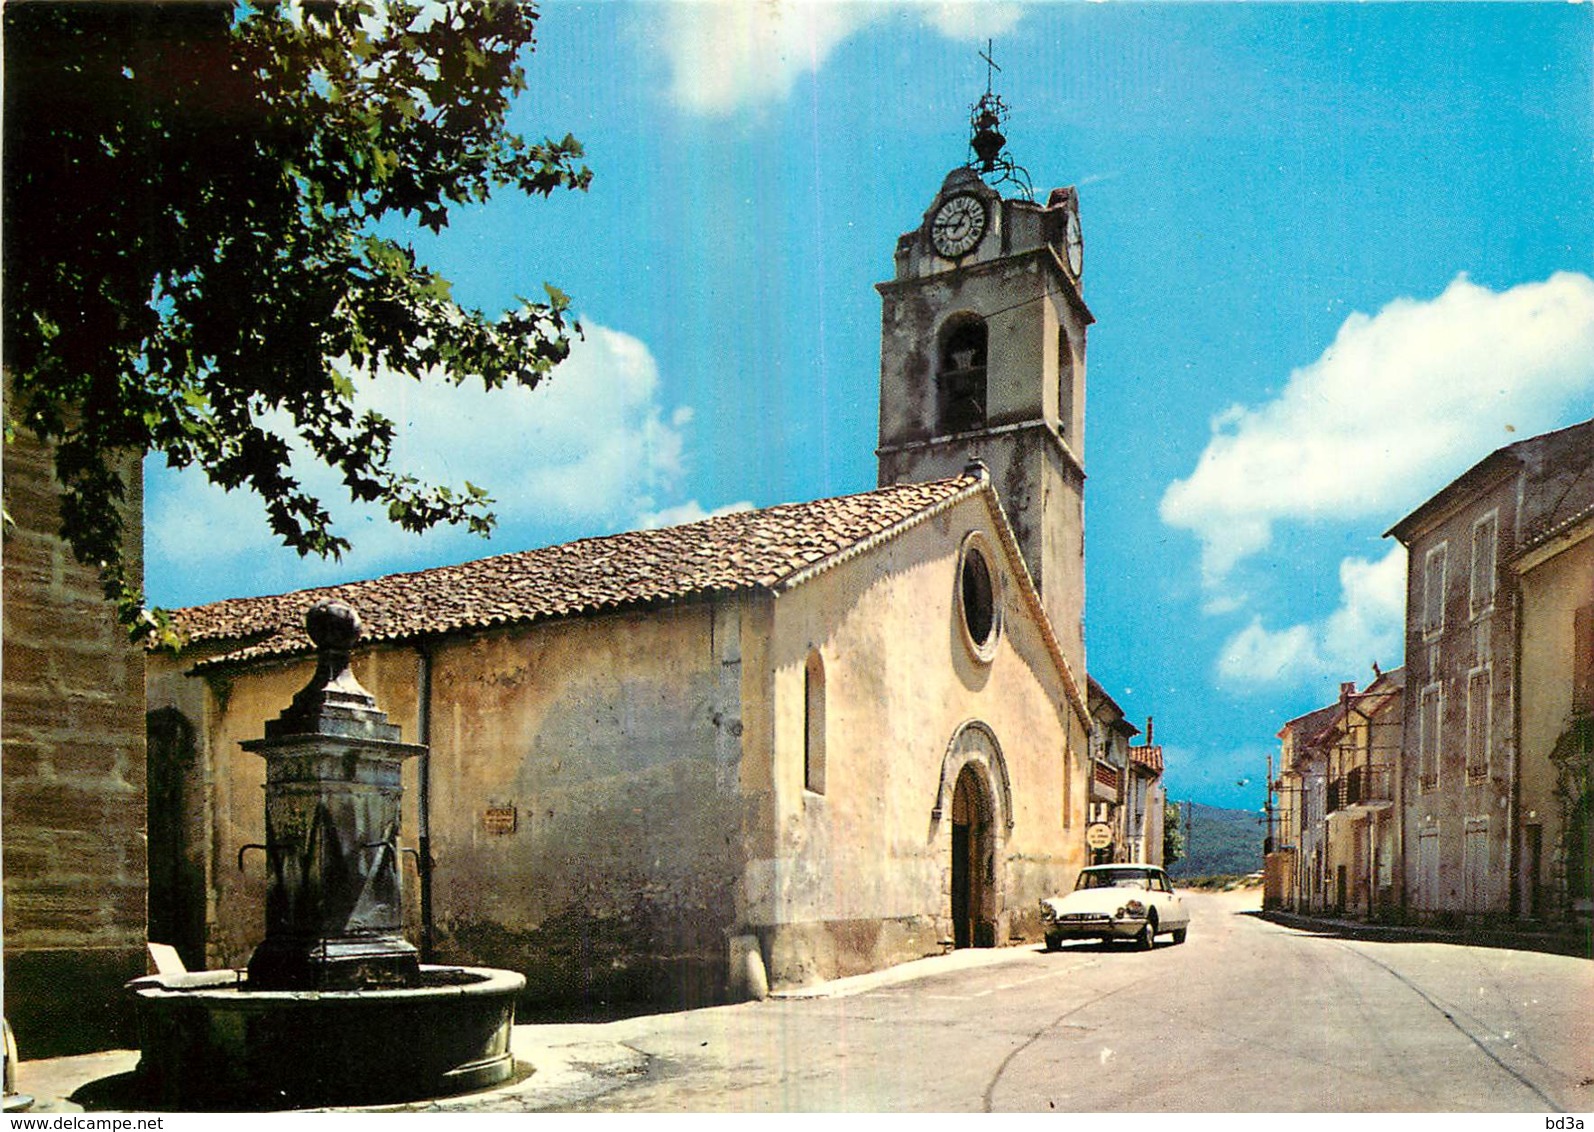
172, 474, 986, 668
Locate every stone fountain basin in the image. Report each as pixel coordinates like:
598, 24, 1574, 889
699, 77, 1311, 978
128, 965, 526, 1109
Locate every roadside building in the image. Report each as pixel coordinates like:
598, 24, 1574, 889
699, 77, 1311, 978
1126, 724, 1165, 866
1086, 678, 1139, 864
1, 426, 146, 1057
145, 133, 1107, 1006
1510, 460, 1594, 920
149, 474, 1092, 1005
1322, 670, 1404, 919
1271, 703, 1340, 913
1387, 418, 1594, 921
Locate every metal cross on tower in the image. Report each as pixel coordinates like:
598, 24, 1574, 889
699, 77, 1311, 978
967, 41, 1032, 199
980, 38, 1001, 95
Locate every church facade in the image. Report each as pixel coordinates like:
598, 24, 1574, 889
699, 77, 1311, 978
147, 137, 1112, 1005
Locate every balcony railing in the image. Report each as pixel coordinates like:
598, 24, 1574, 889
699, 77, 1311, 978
1328, 764, 1393, 813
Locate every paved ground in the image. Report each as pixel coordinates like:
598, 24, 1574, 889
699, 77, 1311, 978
14, 887, 1594, 1113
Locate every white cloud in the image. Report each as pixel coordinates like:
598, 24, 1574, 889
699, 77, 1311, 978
922, 3, 1024, 42
659, 1, 1026, 115
1201, 593, 1246, 617
638, 498, 756, 530
1161, 272, 1594, 589
661, 2, 880, 115
1216, 545, 1406, 689
147, 320, 719, 601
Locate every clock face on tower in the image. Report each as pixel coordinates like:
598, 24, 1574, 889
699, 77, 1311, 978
1064, 208, 1083, 276
931, 193, 987, 258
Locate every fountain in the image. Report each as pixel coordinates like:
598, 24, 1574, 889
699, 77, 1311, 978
129, 601, 525, 1109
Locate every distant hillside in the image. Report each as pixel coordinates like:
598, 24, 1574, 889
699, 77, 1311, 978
1166, 802, 1264, 879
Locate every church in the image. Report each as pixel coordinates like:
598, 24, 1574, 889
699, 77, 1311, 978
146, 93, 1118, 1006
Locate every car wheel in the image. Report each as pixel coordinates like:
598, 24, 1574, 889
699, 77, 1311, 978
1171, 926, 1188, 945
1137, 915, 1156, 950
1044, 934, 1061, 952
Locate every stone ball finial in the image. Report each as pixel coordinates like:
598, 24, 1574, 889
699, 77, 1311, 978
305, 600, 363, 652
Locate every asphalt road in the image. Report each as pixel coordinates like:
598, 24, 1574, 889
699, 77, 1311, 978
493, 888, 1594, 1113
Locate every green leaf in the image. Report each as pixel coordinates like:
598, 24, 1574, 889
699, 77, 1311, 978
3, 0, 585, 631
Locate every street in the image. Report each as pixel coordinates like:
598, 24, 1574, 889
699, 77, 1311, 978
15, 888, 1592, 1113
474, 888, 1593, 1113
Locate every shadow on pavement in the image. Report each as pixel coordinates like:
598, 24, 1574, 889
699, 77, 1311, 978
65, 1071, 147, 1113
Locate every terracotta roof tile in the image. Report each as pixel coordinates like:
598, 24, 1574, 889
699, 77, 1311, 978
1128, 743, 1163, 775
172, 475, 982, 666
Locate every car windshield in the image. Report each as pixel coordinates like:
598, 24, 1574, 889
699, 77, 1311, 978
1076, 868, 1153, 891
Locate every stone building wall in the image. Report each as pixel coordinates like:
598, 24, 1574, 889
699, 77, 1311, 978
2, 428, 146, 1057
747, 494, 1087, 986
1514, 519, 1594, 916
1397, 468, 1520, 918
148, 601, 743, 1010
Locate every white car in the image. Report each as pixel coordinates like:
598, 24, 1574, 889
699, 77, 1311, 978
1039, 864, 1190, 950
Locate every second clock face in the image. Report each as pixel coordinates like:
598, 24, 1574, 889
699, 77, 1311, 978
1064, 209, 1083, 276
931, 194, 987, 258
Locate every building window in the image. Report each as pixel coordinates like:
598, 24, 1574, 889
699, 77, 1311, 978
804, 650, 825, 794
1470, 512, 1497, 618
938, 316, 987, 434
1574, 604, 1594, 715
956, 533, 1001, 662
1464, 817, 1490, 912
1057, 328, 1074, 438
1417, 826, 1440, 912
1422, 544, 1447, 639
1419, 683, 1442, 791
1465, 666, 1491, 782
1063, 740, 1073, 828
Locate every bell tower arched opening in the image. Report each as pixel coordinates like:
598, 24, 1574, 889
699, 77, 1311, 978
937, 315, 988, 434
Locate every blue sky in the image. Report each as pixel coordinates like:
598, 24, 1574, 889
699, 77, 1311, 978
145, 2, 1594, 813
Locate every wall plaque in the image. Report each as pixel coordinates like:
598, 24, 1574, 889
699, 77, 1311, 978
483, 805, 517, 835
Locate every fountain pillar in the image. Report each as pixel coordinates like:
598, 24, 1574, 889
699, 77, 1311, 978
129, 600, 525, 1108
242, 600, 424, 991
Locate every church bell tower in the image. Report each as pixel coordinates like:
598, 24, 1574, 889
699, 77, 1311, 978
876, 59, 1091, 679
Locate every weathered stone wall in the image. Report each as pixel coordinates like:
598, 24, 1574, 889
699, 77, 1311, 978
2, 427, 146, 1056
422, 604, 740, 1008
744, 493, 1087, 987
1398, 471, 1519, 918
1515, 521, 1594, 915
148, 601, 743, 1011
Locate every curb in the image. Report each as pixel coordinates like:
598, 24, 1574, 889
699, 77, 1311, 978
1259, 909, 1593, 959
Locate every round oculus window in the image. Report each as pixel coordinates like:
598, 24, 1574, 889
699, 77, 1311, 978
957, 537, 1000, 660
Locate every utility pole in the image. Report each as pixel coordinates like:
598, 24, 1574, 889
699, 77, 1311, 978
1265, 753, 1275, 853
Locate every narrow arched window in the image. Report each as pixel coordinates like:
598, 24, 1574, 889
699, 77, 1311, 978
804, 650, 826, 794
938, 316, 987, 433
1058, 327, 1075, 437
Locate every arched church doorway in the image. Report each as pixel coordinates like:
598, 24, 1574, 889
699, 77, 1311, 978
950, 764, 996, 948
